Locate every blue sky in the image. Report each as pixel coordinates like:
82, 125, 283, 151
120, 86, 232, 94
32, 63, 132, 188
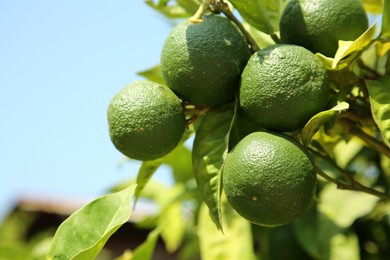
0, 0, 175, 219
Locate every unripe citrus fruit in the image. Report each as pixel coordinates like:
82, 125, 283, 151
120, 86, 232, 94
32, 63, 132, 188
107, 80, 186, 161
279, 0, 369, 57
160, 14, 251, 107
223, 131, 316, 227
240, 44, 329, 132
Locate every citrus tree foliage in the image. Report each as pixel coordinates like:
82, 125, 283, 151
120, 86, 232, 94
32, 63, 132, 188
43, 0, 390, 259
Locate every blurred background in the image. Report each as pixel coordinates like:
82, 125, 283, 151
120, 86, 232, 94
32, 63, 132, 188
0, 0, 174, 220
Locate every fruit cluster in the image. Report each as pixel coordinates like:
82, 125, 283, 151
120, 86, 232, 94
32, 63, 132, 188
107, 0, 369, 226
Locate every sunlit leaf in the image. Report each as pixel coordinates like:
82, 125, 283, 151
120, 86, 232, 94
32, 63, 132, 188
366, 76, 390, 147
132, 227, 161, 260
229, 0, 283, 35
144, 0, 200, 18
361, 0, 382, 14
301, 102, 349, 146
381, 0, 390, 37
333, 138, 364, 169
47, 185, 137, 260
198, 200, 256, 260
242, 22, 275, 48
192, 103, 235, 229
376, 41, 390, 57
316, 53, 341, 70
329, 233, 360, 260
332, 23, 376, 68
318, 184, 379, 228
159, 201, 186, 252
137, 65, 165, 85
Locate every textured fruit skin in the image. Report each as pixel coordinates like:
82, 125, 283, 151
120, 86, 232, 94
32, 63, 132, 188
240, 44, 329, 132
160, 14, 251, 107
107, 80, 186, 161
280, 0, 368, 57
223, 131, 316, 227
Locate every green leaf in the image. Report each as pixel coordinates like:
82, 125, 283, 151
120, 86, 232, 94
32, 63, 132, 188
301, 102, 349, 146
158, 201, 186, 252
137, 65, 165, 85
163, 144, 193, 183
318, 184, 379, 228
134, 129, 194, 202
131, 227, 161, 260
229, 0, 282, 35
47, 185, 137, 260
367, 76, 390, 147
381, 0, 390, 37
198, 200, 256, 260
242, 22, 275, 48
192, 103, 235, 230
135, 159, 164, 203
332, 22, 376, 68
293, 204, 343, 259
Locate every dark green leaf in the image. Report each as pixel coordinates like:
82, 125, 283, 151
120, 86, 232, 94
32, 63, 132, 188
192, 103, 235, 229
367, 76, 390, 147
198, 200, 255, 260
301, 102, 349, 146
47, 185, 137, 260
137, 65, 165, 85
131, 228, 161, 260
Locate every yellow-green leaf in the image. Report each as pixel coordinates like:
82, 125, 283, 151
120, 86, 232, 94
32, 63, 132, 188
361, 0, 382, 14
137, 65, 165, 85
332, 22, 377, 68
381, 0, 390, 37
198, 200, 256, 260
301, 102, 349, 146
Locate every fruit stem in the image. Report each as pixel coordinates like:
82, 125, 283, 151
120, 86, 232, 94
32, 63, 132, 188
190, 0, 211, 23
216, 1, 260, 53
184, 104, 209, 125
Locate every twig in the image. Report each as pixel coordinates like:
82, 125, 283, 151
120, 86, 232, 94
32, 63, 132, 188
341, 119, 390, 159
314, 165, 390, 200
217, 2, 260, 53
357, 59, 382, 79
